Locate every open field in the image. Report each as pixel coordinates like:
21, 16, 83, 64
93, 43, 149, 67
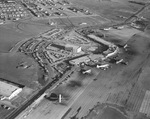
0, 20, 53, 53
70, 0, 143, 22
0, 25, 31, 53
0, 52, 40, 89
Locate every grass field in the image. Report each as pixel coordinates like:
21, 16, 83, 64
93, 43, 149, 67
70, 0, 142, 22
0, 52, 40, 89
0, 25, 31, 53
0, 20, 53, 53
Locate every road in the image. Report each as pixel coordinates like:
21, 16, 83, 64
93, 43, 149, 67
124, 3, 150, 23
5, 66, 77, 119
15, 67, 100, 119
14, 64, 121, 119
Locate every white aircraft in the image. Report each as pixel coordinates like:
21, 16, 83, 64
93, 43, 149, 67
124, 44, 128, 48
96, 64, 110, 70
116, 59, 124, 64
82, 69, 92, 74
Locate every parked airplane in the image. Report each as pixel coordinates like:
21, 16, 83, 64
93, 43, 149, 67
96, 64, 110, 70
82, 69, 92, 74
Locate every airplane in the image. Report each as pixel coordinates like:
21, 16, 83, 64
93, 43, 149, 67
96, 64, 110, 70
82, 69, 92, 74
116, 59, 124, 64
124, 44, 128, 49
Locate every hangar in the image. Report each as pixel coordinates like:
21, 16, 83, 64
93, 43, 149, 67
0, 80, 22, 100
